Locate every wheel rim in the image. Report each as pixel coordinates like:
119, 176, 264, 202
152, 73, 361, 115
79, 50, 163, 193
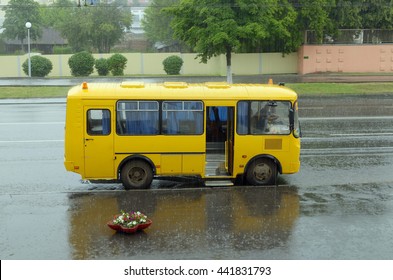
253, 163, 272, 183
128, 167, 146, 184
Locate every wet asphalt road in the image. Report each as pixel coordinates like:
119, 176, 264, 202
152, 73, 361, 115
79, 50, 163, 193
0, 95, 393, 259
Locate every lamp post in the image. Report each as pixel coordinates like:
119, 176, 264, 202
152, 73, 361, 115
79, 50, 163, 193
25, 22, 32, 78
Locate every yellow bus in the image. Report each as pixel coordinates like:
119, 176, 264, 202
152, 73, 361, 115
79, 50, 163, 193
64, 81, 300, 189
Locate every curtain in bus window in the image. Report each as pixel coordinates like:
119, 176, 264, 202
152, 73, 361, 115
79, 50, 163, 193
164, 102, 181, 134
209, 107, 227, 122
163, 101, 203, 135
140, 102, 159, 134
193, 111, 203, 133
125, 111, 139, 134
185, 101, 203, 134
118, 101, 158, 135
237, 101, 248, 135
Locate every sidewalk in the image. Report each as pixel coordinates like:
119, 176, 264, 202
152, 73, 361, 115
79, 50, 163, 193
2, 73, 393, 87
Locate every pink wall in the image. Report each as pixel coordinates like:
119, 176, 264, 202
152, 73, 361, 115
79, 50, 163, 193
298, 44, 393, 74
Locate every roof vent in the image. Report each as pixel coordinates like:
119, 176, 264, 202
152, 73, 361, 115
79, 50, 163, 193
120, 82, 145, 88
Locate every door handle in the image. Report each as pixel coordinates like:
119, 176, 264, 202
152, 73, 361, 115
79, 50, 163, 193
85, 138, 94, 141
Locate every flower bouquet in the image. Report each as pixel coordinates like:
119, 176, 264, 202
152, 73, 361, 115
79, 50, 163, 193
107, 210, 152, 233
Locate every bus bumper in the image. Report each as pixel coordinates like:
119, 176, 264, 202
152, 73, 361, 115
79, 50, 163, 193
64, 160, 79, 173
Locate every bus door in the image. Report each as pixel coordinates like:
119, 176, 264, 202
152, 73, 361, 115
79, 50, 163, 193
84, 106, 114, 178
205, 106, 234, 176
226, 107, 234, 175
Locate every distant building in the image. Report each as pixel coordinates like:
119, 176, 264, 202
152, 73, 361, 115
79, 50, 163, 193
4, 27, 67, 54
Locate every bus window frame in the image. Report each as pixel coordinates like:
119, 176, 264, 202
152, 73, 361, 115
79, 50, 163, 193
116, 100, 160, 136
161, 100, 204, 135
115, 100, 205, 136
236, 100, 293, 136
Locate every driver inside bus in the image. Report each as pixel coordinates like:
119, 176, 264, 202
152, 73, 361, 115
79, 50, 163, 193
258, 103, 280, 133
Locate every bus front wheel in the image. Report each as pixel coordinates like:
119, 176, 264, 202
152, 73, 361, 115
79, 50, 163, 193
121, 160, 153, 189
246, 158, 277, 186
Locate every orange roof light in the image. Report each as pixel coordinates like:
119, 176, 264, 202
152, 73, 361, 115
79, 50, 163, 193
82, 82, 88, 90
268, 78, 273, 85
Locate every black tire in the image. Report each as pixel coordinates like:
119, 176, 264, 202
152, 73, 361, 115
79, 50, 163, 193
121, 160, 153, 189
246, 158, 277, 186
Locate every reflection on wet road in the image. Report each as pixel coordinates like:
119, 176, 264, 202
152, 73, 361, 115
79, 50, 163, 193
68, 187, 299, 259
1, 96, 393, 259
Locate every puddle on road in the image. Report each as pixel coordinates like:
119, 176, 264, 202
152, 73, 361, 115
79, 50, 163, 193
67, 185, 299, 259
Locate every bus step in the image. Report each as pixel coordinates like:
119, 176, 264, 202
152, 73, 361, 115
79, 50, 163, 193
204, 180, 234, 187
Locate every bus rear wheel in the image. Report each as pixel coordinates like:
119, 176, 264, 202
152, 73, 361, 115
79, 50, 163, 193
246, 158, 277, 186
121, 160, 153, 189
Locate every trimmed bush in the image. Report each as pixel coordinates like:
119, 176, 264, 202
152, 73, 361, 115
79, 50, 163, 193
53, 46, 73, 54
108, 53, 127, 76
95, 58, 109, 76
68, 51, 95, 77
163, 55, 183, 75
22, 55, 53, 77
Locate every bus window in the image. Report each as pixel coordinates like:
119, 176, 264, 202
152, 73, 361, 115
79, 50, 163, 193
116, 101, 159, 135
237, 101, 249, 135
162, 101, 203, 135
87, 109, 111, 135
250, 101, 291, 135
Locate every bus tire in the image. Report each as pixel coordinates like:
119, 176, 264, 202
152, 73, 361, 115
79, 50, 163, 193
246, 158, 277, 186
121, 160, 153, 189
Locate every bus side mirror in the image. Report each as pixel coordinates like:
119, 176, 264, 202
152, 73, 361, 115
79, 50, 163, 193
289, 108, 302, 138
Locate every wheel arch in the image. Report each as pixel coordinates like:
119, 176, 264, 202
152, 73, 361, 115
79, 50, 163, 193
117, 155, 156, 180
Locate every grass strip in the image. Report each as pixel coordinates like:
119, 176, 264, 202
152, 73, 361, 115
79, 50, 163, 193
286, 82, 393, 96
1, 82, 393, 99
0, 86, 70, 99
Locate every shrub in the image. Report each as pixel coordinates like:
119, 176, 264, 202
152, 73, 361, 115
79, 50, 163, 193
22, 55, 53, 77
68, 51, 95, 77
108, 53, 127, 76
95, 58, 109, 76
53, 46, 73, 54
163, 55, 183, 75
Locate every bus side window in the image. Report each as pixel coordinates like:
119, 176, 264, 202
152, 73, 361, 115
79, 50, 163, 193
87, 109, 111, 135
162, 101, 203, 135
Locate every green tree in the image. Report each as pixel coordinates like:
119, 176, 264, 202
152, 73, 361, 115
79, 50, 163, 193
45, 0, 131, 53
329, 0, 362, 29
40, 0, 73, 28
1, 0, 42, 51
295, 0, 335, 43
56, 3, 94, 52
143, 0, 186, 51
167, 0, 298, 83
89, 3, 132, 53
359, 0, 393, 29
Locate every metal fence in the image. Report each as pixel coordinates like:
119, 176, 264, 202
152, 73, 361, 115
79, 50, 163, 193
305, 29, 393, 45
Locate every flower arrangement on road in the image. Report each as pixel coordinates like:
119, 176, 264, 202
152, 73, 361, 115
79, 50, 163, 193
112, 210, 148, 228
108, 210, 152, 233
